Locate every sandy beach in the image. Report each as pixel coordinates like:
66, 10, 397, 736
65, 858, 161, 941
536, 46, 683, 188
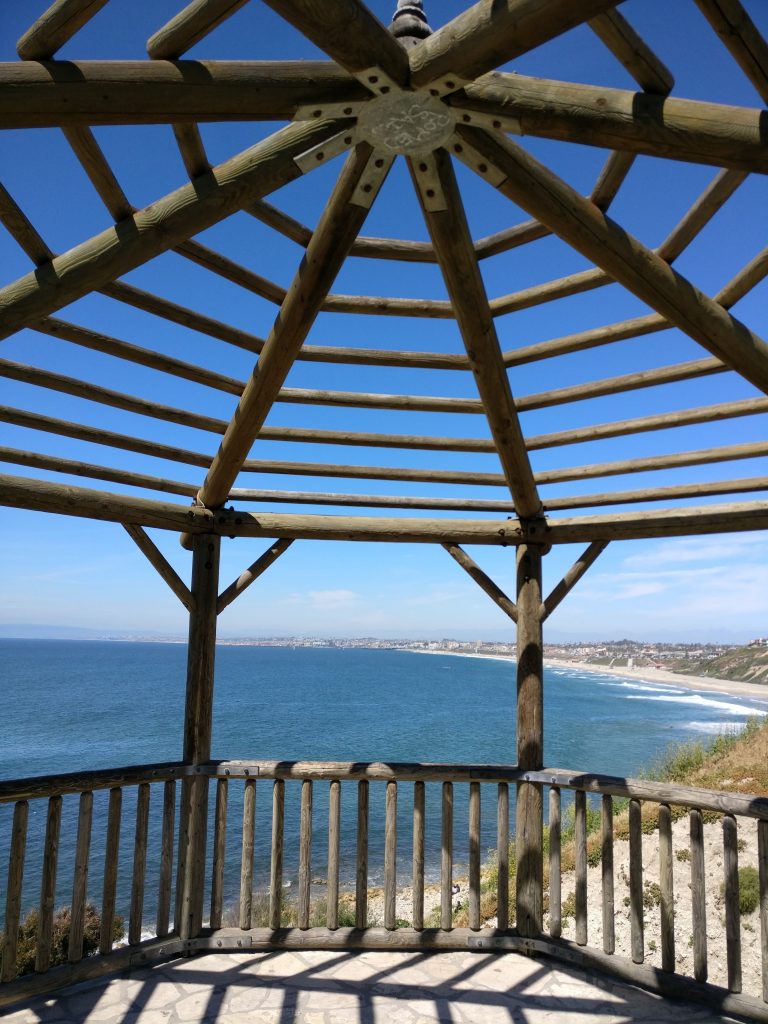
409, 648, 768, 702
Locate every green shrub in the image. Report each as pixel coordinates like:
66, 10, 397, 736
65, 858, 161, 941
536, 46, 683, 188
676, 847, 691, 862
561, 891, 576, 921
2, 904, 124, 978
737, 866, 760, 916
643, 881, 662, 910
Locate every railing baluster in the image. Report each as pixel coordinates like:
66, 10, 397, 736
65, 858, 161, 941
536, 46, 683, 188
412, 781, 425, 931
239, 778, 256, 930
327, 780, 340, 930
497, 783, 509, 932
209, 779, 226, 931
355, 780, 369, 929
469, 782, 481, 931
156, 780, 176, 938
575, 790, 587, 946
1, 800, 28, 982
298, 780, 313, 929
759, 818, 768, 1004
441, 781, 453, 931
36, 795, 62, 973
100, 787, 122, 954
601, 794, 614, 954
129, 783, 150, 946
690, 807, 708, 983
69, 791, 93, 962
629, 798, 644, 964
269, 780, 285, 929
384, 781, 397, 930
658, 802, 674, 971
723, 814, 742, 993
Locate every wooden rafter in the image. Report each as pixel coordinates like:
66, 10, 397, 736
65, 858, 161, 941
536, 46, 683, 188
588, 9, 673, 94
453, 73, 768, 172
408, 0, 623, 89
148, 0, 250, 59
196, 144, 390, 510
16, 0, 109, 59
409, 149, 541, 519
453, 127, 768, 396
695, 0, 768, 104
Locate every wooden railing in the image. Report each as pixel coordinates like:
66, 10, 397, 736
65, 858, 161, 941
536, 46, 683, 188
0, 763, 188, 1004
2, 758, 767, 1020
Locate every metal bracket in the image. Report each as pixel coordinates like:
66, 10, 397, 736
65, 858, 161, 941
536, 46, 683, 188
351, 151, 395, 209
293, 100, 367, 122
447, 133, 508, 187
355, 65, 406, 97
423, 72, 472, 99
410, 152, 448, 212
294, 128, 359, 173
449, 105, 523, 137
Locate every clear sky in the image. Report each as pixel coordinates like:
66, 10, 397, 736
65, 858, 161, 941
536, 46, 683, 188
0, 0, 766, 641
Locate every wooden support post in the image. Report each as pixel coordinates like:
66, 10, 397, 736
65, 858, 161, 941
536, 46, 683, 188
157, 780, 176, 938
515, 544, 544, 937
327, 780, 340, 930
355, 780, 369, 929
176, 533, 220, 941
1, 801, 28, 982
574, 790, 588, 946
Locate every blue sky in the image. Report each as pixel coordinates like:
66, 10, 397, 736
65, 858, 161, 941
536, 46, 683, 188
0, 0, 767, 640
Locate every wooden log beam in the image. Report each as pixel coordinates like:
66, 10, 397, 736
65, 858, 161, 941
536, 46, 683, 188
588, 8, 673, 94
695, 0, 768, 105
148, 0, 249, 59
261, 0, 410, 88
454, 128, 768, 395
410, 149, 541, 518
16, 0, 109, 59
217, 539, 294, 614
442, 543, 517, 622
453, 74, 768, 173
408, 0, 623, 90
196, 144, 387, 511
0, 118, 348, 340
541, 541, 608, 620
5, 473, 768, 543
123, 524, 195, 612
0, 61, 368, 127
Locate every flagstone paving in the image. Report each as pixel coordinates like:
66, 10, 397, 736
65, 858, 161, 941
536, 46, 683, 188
1, 949, 747, 1024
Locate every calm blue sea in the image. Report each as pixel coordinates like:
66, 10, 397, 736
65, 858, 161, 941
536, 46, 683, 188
1, 639, 767, 929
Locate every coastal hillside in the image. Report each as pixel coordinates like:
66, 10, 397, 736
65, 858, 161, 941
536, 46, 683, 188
669, 645, 768, 685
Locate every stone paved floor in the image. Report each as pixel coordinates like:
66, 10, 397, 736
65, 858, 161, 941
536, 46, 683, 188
1, 950, 745, 1024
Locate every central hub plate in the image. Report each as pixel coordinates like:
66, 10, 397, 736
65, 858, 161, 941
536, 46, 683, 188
356, 92, 456, 156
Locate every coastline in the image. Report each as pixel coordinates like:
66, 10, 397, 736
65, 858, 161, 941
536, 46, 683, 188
407, 648, 768, 702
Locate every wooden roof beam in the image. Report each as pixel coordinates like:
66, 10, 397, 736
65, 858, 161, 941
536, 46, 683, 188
453, 74, 768, 173
196, 144, 390, 511
409, 0, 624, 90
695, 0, 768, 105
409, 149, 541, 518
0, 118, 349, 340
454, 128, 768, 395
588, 9, 673, 94
0, 61, 368, 128
4, 473, 768, 543
16, 0, 109, 59
261, 0, 410, 90
545, 478, 768, 513
148, 0, 250, 59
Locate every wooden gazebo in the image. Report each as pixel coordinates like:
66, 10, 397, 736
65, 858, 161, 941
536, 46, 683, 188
1, 0, 767, 1018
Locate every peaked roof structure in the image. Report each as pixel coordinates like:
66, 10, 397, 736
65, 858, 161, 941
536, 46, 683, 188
1, 0, 767, 548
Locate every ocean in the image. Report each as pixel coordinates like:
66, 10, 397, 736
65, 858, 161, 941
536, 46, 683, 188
1, 639, 766, 929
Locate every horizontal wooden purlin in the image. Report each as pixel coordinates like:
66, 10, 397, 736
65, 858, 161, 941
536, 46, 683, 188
3, 472, 768, 542
238, 460, 505, 487
545, 477, 768, 512
228, 488, 515, 511
490, 267, 609, 318
502, 246, 768, 367
454, 73, 768, 172
538, 440, 768, 486
473, 218, 550, 260
275, 387, 483, 413
517, 358, 726, 412
0, 406, 216, 469
101, 281, 472, 369
174, 240, 287, 306
321, 294, 454, 318
527, 397, 768, 450
256, 426, 495, 452
0, 60, 370, 127
0, 446, 199, 498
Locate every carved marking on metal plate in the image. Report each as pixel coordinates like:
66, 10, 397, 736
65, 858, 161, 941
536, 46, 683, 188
357, 93, 456, 156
